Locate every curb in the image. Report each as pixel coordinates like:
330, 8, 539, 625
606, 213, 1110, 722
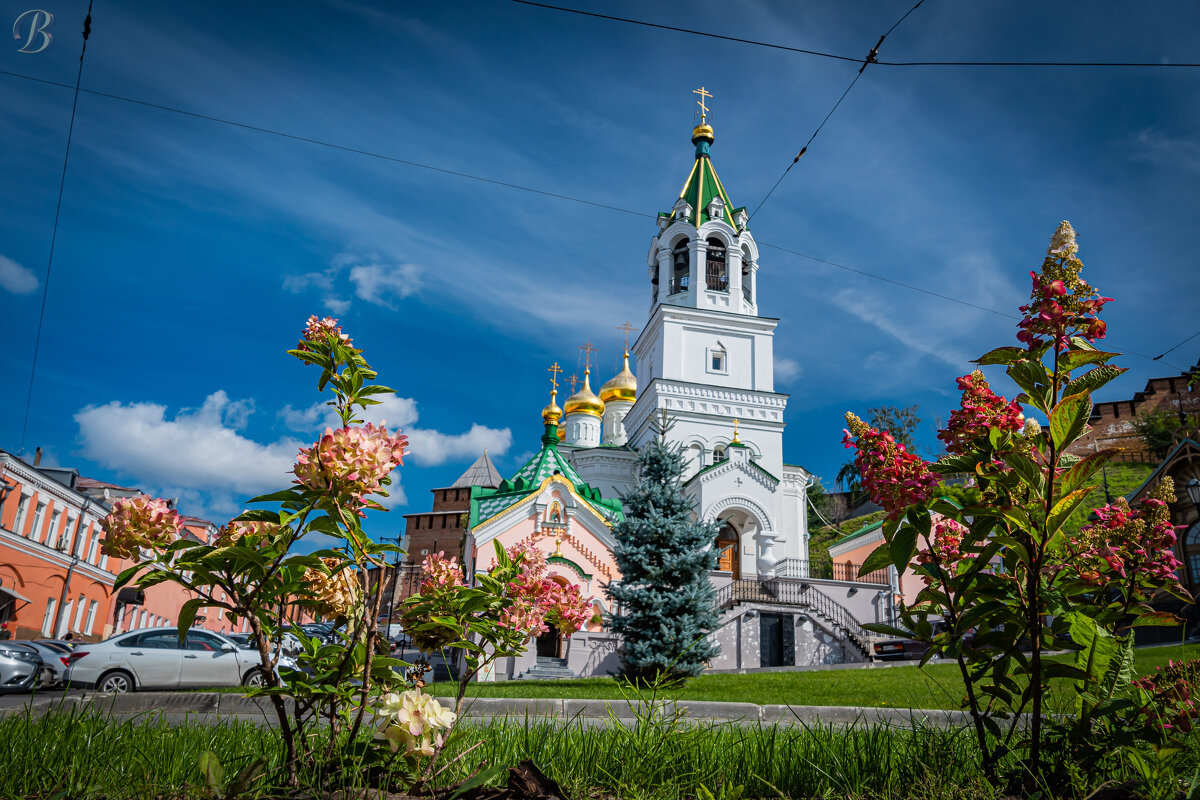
1, 692, 970, 728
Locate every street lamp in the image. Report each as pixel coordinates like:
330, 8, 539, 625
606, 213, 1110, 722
1186, 478, 1200, 512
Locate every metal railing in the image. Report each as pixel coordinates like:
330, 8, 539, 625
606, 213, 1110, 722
705, 261, 728, 291
773, 558, 889, 584
713, 579, 873, 656
742, 284, 752, 306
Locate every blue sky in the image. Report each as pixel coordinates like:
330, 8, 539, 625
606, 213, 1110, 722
3, 1, 1199, 541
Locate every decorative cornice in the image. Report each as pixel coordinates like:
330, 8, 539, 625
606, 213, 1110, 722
701, 495, 775, 532
0, 455, 107, 511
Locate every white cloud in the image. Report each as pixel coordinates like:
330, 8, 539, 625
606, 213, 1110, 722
348, 261, 421, 308
774, 356, 802, 383
831, 288, 973, 369
0, 255, 38, 295
1129, 129, 1200, 174
75, 391, 302, 519
279, 393, 509, 467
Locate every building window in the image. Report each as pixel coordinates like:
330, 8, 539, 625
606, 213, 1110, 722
73, 594, 86, 632
58, 600, 72, 638
13, 492, 31, 536
705, 238, 728, 291
85, 601, 98, 635
712, 446, 728, 464
46, 508, 63, 549
41, 598, 57, 637
670, 238, 690, 294
87, 528, 100, 563
30, 501, 47, 543
708, 345, 727, 375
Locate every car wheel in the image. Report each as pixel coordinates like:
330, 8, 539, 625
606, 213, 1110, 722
98, 670, 135, 693
242, 668, 268, 688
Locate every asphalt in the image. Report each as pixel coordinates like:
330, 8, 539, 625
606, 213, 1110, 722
0, 689, 971, 728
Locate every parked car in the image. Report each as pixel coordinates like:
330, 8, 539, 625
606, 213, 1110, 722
873, 623, 974, 661
0, 641, 52, 693
35, 639, 76, 655
64, 628, 294, 693
226, 632, 303, 658
24, 641, 71, 687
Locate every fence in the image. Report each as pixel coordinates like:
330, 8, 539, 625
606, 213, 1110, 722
773, 558, 889, 584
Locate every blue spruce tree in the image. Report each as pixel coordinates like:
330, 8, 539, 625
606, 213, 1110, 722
606, 418, 720, 680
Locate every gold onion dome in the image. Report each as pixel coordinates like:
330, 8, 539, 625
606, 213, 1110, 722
600, 352, 637, 403
563, 368, 604, 418
541, 389, 562, 424
692, 123, 714, 144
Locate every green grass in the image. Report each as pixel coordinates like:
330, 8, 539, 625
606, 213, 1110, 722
427, 643, 1200, 710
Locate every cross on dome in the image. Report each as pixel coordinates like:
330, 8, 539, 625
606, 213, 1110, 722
693, 86, 713, 123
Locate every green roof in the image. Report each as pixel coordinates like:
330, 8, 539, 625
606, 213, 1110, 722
686, 456, 779, 487
833, 518, 884, 548
468, 424, 625, 528
672, 130, 746, 230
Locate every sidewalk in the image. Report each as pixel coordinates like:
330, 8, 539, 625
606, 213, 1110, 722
0, 691, 970, 728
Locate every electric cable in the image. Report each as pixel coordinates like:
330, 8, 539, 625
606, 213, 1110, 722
1, 67, 1186, 373
19, 1, 94, 454
748, 1, 925, 222
508, 1, 1200, 69
1153, 329, 1200, 362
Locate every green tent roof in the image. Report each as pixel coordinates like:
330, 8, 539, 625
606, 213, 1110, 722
670, 127, 746, 230
468, 425, 625, 528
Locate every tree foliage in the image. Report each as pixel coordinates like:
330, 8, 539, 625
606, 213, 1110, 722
606, 415, 719, 681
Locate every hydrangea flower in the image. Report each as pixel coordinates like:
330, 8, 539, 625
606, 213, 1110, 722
303, 557, 359, 617
100, 496, 183, 558
1017, 221, 1113, 349
1069, 478, 1183, 590
1132, 658, 1200, 734
293, 423, 408, 504
420, 551, 464, 591
916, 518, 967, 586
297, 315, 352, 352
375, 689, 457, 756
938, 371, 1025, 455
843, 412, 942, 521
214, 519, 286, 546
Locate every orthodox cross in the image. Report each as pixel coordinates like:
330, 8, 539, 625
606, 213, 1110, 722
547, 362, 562, 392
616, 322, 637, 352
732, 417, 741, 444
567, 373, 581, 394
578, 341, 598, 371
693, 86, 713, 122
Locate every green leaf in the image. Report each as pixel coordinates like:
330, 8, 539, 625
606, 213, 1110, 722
891, 525, 919, 572
1059, 449, 1116, 497
198, 751, 225, 796
862, 623, 913, 638
1047, 487, 1092, 535
1049, 391, 1092, 450
933, 454, 979, 474
247, 488, 305, 504
974, 346, 1026, 366
1008, 360, 1052, 414
1062, 365, 1127, 399
1058, 349, 1117, 373
176, 598, 205, 643
1002, 451, 1046, 493
1130, 610, 1183, 628
859, 541, 894, 577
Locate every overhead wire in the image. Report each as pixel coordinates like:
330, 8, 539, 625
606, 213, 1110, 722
508, 1, 1200, 69
1153, 330, 1200, 363
19, 1, 94, 454
1, 64, 1187, 375
748, 0, 924, 222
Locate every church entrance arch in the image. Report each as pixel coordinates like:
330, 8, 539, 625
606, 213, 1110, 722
536, 622, 562, 657
715, 522, 739, 574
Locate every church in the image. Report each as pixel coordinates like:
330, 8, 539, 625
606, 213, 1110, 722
404, 93, 896, 679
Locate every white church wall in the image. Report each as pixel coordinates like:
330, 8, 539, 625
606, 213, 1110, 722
564, 631, 622, 677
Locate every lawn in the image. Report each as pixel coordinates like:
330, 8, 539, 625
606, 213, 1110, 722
427, 643, 1200, 710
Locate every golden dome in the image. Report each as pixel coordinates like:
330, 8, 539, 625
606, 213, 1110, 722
563, 368, 604, 418
541, 388, 562, 424
600, 351, 637, 403
692, 123, 714, 144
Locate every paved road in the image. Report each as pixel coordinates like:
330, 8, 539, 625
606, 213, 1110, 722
0, 689, 970, 728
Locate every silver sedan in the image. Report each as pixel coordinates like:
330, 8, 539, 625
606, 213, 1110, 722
64, 628, 290, 693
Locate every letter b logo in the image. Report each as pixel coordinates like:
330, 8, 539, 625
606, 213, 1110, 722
13, 9, 54, 54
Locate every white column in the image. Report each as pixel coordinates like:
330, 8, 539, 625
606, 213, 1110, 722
728, 246, 744, 312
690, 238, 706, 305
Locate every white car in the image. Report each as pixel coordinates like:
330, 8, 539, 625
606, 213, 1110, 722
65, 627, 292, 693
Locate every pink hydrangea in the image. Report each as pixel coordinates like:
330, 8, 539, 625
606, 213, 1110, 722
293, 423, 408, 503
420, 552, 464, 592
1017, 221, 1112, 350
100, 496, 183, 558
1070, 478, 1183, 590
495, 542, 593, 639
297, 315, 352, 352
1132, 659, 1200, 734
916, 518, 967, 586
938, 371, 1025, 455
215, 519, 286, 546
843, 412, 942, 521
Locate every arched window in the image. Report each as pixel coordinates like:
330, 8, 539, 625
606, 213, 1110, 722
671, 238, 690, 294
741, 246, 753, 304
712, 445, 728, 464
706, 238, 728, 291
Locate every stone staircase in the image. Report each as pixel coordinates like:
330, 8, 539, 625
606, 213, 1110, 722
714, 579, 875, 660
516, 656, 575, 680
